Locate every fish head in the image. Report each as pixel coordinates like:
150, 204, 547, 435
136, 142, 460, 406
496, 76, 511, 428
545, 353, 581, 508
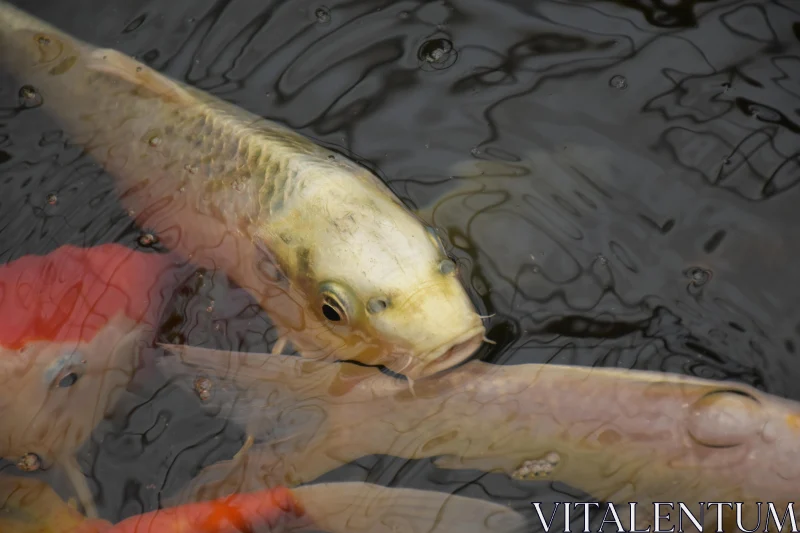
0, 319, 147, 464
264, 179, 486, 380
0, 244, 173, 462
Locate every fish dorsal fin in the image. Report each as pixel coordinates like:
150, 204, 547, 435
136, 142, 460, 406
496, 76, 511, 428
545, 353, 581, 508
86, 48, 194, 105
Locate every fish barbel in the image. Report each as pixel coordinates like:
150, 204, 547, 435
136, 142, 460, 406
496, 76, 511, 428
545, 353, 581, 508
0, 1, 486, 380
159, 345, 800, 532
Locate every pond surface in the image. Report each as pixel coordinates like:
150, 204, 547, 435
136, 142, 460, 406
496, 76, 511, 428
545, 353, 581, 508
1, 0, 799, 529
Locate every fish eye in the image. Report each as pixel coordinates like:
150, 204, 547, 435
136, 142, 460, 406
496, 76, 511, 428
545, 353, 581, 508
44, 351, 86, 389
319, 283, 353, 324
322, 294, 346, 322
57, 371, 80, 388
439, 258, 457, 275
367, 297, 389, 314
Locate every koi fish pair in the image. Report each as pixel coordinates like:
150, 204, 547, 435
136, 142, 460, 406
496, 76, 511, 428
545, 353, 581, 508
1, 2, 799, 532
4, 244, 800, 532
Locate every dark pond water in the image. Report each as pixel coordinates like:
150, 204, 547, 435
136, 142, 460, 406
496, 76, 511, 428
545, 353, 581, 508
1, 0, 799, 529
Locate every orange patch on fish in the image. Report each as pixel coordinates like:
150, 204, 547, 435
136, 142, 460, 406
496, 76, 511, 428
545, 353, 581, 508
71, 486, 306, 533
0, 244, 171, 349
785, 414, 800, 431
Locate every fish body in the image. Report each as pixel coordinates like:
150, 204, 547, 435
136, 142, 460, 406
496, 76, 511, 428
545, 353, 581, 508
0, 475, 306, 533
160, 346, 800, 532
0, 244, 177, 518
0, 475, 528, 533
73, 485, 308, 533
0, 1, 485, 380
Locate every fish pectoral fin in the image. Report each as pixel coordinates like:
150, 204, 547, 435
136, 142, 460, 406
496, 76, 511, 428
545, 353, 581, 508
0, 474, 97, 532
271, 336, 289, 355
165, 446, 281, 507
61, 456, 99, 520
86, 48, 194, 104
232, 434, 255, 463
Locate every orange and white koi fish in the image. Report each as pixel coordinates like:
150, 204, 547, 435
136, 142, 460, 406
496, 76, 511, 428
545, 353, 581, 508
0, 475, 527, 533
0, 244, 181, 518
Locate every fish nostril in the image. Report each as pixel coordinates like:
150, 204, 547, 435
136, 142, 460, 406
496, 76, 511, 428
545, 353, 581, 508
438, 259, 456, 275
367, 297, 389, 314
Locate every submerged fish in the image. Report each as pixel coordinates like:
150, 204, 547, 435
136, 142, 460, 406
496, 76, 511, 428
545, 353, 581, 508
0, 244, 178, 518
0, 474, 527, 533
159, 345, 800, 532
0, 246, 527, 533
0, 1, 486, 380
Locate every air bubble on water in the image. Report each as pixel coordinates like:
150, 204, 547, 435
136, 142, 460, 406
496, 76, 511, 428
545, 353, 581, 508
686, 267, 711, 286
194, 376, 212, 401
470, 146, 481, 157
46, 193, 57, 205
314, 6, 331, 24
19, 85, 43, 107
17, 453, 41, 472
418, 38, 455, 68
609, 75, 627, 90
596, 254, 608, 265
398, 11, 410, 20
148, 135, 162, 147
138, 233, 158, 247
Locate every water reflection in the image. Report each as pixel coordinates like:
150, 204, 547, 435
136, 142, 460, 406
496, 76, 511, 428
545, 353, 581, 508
0, 0, 798, 530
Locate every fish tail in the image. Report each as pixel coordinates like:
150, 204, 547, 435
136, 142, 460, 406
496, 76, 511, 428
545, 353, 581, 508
291, 482, 530, 533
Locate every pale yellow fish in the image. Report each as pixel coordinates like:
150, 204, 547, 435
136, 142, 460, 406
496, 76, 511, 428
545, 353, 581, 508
0, 1, 486, 380
158, 345, 800, 532
0, 474, 529, 533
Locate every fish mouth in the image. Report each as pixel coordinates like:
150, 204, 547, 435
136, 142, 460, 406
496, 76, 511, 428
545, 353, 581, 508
405, 327, 486, 381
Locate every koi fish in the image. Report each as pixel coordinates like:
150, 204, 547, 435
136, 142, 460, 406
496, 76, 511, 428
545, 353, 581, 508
0, 475, 528, 533
0, 244, 179, 518
158, 345, 800, 532
0, 1, 486, 381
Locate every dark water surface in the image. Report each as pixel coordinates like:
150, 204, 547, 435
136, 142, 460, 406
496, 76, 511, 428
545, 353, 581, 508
1, 0, 799, 529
